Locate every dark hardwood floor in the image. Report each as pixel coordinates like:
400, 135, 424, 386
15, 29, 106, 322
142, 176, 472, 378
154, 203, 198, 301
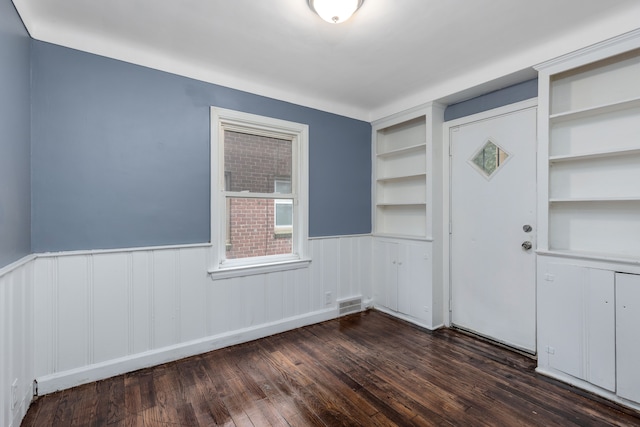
22, 310, 640, 426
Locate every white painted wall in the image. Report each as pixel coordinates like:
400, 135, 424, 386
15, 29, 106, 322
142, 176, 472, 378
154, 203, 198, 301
31, 236, 372, 395
0, 256, 35, 427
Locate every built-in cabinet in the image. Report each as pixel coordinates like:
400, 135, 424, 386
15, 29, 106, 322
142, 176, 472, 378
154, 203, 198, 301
536, 29, 640, 411
538, 264, 615, 392
371, 104, 444, 330
373, 238, 432, 326
616, 273, 640, 404
538, 260, 640, 408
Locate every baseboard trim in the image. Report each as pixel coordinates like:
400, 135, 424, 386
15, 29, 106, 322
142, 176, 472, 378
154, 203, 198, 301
373, 305, 442, 331
535, 367, 640, 413
9, 390, 32, 427
36, 307, 339, 395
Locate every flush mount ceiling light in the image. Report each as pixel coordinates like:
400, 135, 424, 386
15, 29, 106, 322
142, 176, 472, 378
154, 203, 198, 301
308, 0, 365, 24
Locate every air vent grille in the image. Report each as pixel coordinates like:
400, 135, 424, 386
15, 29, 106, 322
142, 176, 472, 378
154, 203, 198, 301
338, 297, 362, 315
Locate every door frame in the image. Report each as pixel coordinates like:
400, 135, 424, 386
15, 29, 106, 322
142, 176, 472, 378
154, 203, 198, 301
441, 98, 538, 328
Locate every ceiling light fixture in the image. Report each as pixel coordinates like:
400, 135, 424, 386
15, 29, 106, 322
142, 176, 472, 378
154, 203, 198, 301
308, 0, 364, 24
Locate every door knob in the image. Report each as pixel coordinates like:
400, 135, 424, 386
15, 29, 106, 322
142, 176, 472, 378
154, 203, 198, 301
521, 241, 532, 250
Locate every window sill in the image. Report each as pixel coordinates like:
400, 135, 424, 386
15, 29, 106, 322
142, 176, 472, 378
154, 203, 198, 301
208, 258, 311, 280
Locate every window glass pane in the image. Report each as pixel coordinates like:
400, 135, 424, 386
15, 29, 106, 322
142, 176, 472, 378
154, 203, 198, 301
275, 201, 293, 227
275, 179, 292, 194
224, 130, 292, 193
471, 139, 509, 178
226, 197, 292, 260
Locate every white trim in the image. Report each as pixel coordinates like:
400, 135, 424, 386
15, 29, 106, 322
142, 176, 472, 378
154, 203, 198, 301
534, 28, 640, 74
210, 107, 309, 273
371, 101, 440, 129
36, 243, 212, 258
0, 253, 36, 277
35, 307, 339, 395
536, 367, 640, 413
0, 243, 211, 275
308, 233, 371, 240
208, 258, 311, 280
372, 234, 433, 243
11, 392, 32, 427
374, 305, 443, 331
537, 250, 640, 268
536, 75, 550, 253
442, 98, 538, 327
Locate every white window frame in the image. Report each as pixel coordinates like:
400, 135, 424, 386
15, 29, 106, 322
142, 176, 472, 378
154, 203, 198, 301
209, 107, 309, 278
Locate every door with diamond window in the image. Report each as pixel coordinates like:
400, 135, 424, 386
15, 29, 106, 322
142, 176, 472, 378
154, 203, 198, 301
450, 104, 537, 353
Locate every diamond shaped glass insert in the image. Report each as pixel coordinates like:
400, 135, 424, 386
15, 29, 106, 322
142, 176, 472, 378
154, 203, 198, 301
471, 140, 509, 178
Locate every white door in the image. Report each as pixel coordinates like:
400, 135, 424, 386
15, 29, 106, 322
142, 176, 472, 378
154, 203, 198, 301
450, 105, 537, 353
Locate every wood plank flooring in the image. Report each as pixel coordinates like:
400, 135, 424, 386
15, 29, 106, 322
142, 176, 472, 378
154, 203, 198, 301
22, 310, 640, 426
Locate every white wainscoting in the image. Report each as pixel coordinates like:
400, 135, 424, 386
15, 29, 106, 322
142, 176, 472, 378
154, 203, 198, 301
33, 236, 372, 395
0, 255, 35, 427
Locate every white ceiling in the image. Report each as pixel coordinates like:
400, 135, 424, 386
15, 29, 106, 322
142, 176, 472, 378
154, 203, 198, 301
12, 0, 640, 121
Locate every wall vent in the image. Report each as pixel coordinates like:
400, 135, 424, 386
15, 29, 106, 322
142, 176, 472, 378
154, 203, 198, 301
338, 297, 362, 315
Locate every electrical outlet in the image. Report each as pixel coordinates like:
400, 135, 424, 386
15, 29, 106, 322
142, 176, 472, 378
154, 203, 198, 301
325, 291, 332, 305
11, 379, 18, 410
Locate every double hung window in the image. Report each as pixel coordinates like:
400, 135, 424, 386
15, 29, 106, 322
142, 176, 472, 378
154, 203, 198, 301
210, 108, 308, 274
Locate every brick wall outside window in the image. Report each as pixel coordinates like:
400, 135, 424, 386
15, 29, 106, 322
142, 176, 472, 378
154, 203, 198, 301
224, 131, 292, 259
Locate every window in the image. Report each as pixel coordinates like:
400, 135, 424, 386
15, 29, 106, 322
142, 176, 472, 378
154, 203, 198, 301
210, 108, 309, 275
470, 139, 510, 179
274, 178, 293, 234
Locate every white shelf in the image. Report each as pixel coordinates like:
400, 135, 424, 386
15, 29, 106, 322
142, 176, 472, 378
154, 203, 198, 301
549, 97, 640, 123
537, 249, 640, 266
544, 49, 640, 261
376, 202, 426, 207
373, 110, 434, 239
376, 173, 426, 183
377, 143, 426, 158
549, 147, 640, 163
550, 197, 640, 203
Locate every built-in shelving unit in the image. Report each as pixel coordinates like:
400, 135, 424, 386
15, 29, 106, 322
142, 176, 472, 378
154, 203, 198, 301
540, 47, 640, 259
536, 29, 640, 412
373, 115, 428, 238
371, 103, 444, 330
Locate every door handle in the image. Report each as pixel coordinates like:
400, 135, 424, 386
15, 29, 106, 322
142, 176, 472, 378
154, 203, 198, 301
521, 241, 532, 250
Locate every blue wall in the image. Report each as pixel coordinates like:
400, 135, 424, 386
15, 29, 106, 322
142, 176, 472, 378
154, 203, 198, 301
31, 41, 371, 252
0, 0, 31, 267
444, 79, 537, 121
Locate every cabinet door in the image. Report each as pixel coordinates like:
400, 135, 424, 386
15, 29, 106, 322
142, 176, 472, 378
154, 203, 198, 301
616, 273, 640, 403
543, 264, 615, 391
373, 240, 398, 311
397, 242, 431, 323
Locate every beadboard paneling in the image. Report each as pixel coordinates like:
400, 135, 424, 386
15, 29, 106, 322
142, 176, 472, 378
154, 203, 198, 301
56, 256, 89, 371
34, 236, 372, 394
0, 257, 35, 427
93, 253, 129, 364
